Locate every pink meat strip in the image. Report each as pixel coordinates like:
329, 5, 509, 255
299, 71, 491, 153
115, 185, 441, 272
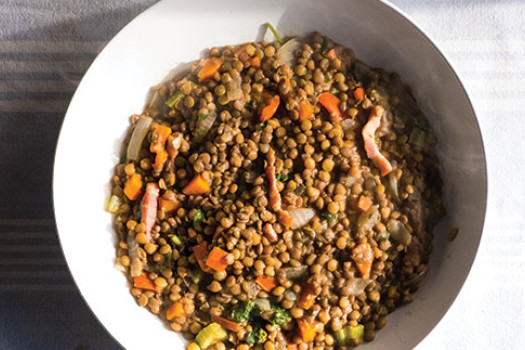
362, 105, 393, 176
141, 183, 159, 241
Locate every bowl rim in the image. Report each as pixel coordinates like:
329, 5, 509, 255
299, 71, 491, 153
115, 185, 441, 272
52, 0, 488, 349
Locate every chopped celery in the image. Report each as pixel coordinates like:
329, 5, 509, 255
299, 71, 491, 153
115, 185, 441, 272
170, 235, 183, 247
409, 127, 426, 148
334, 327, 349, 346
105, 195, 122, 214
264, 22, 283, 45
349, 324, 365, 343
388, 173, 400, 204
165, 92, 184, 109
334, 324, 365, 346
193, 210, 205, 228
195, 323, 228, 349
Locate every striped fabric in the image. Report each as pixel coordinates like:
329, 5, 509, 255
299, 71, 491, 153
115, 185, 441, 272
1, 0, 524, 349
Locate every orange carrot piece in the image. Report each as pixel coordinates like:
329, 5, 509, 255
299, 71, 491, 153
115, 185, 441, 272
183, 173, 210, 195
166, 301, 185, 320
193, 241, 212, 273
266, 165, 281, 211
298, 101, 314, 121
250, 56, 261, 68
159, 197, 181, 213
198, 58, 223, 81
206, 247, 229, 272
297, 283, 318, 310
327, 49, 337, 60
260, 95, 280, 121
153, 149, 168, 169
150, 125, 172, 153
352, 242, 374, 279
318, 92, 342, 121
297, 319, 322, 343
134, 273, 160, 292
123, 173, 143, 200
255, 275, 278, 291
211, 314, 241, 332
353, 87, 365, 100
287, 344, 298, 350
356, 195, 373, 212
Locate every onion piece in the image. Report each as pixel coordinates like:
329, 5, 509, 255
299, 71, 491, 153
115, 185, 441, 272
193, 109, 217, 142
282, 265, 308, 280
387, 219, 412, 246
289, 208, 315, 229
345, 278, 368, 295
126, 115, 152, 161
225, 77, 243, 103
341, 118, 357, 132
254, 298, 272, 311
276, 38, 302, 67
356, 206, 380, 236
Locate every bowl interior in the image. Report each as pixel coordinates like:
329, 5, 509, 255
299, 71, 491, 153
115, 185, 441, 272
53, 0, 486, 349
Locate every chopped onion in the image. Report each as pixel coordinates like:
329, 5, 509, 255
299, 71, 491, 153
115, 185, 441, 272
387, 220, 412, 246
388, 173, 400, 203
194, 109, 217, 142
225, 77, 243, 103
289, 208, 315, 229
345, 278, 368, 295
126, 115, 152, 161
254, 298, 271, 311
276, 38, 302, 67
339, 175, 356, 187
282, 265, 308, 280
356, 206, 379, 236
341, 118, 357, 132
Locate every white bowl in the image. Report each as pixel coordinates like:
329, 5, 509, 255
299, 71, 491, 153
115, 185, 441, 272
53, 0, 487, 349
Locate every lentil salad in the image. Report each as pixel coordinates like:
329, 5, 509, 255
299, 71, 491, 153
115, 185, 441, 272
108, 28, 445, 349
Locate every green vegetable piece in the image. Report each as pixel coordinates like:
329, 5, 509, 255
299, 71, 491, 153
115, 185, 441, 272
349, 324, 365, 343
275, 173, 289, 182
333, 327, 349, 346
191, 269, 204, 284
165, 92, 184, 109
269, 305, 290, 326
170, 235, 183, 247
260, 121, 268, 129
195, 323, 228, 349
198, 114, 208, 119
409, 127, 426, 148
231, 300, 260, 323
105, 195, 122, 214
246, 327, 268, 345
265, 22, 283, 45
320, 212, 338, 223
334, 324, 364, 346
388, 173, 401, 204
193, 210, 205, 229
378, 232, 391, 241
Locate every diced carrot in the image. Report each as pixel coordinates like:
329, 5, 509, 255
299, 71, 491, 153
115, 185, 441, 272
277, 209, 293, 229
357, 195, 373, 212
297, 283, 319, 310
123, 173, 143, 200
150, 125, 172, 153
206, 247, 229, 272
298, 101, 314, 121
353, 87, 365, 100
260, 95, 280, 121
141, 183, 159, 241
198, 58, 223, 81
327, 49, 337, 60
134, 273, 160, 292
255, 275, 277, 291
318, 92, 342, 121
183, 173, 210, 195
211, 314, 241, 332
193, 241, 212, 273
352, 242, 374, 279
297, 319, 323, 343
159, 197, 181, 213
166, 301, 185, 320
250, 56, 261, 68
153, 149, 168, 169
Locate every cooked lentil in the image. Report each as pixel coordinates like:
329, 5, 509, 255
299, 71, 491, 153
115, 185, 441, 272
110, 31, 444, 349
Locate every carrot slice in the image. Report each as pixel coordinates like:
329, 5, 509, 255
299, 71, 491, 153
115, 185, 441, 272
318, 92, 342, 121
260, 95, 280, 121
206, 247, 229, 272
211, 314, 241, 332
166, 301, 185, 320
150, 125, 172, 153
353, 87, 365, 100
198, 58, 223, 81
250, 56, 261, 68
352, 242, 374, 279
297, 319, 322, 343
357, 195, 373, 212
255, 275, 277, 291
183, 173, 210, 196
134, 273, 160, 292
153, 149, 168, 169
298, 101, 314, 121
159, 197, 181, 213
193, 241, 212, 273
123, 173, 143, 200
327, 49, 337, 60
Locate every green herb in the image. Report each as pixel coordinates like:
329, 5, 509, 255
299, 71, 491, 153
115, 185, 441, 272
259, 121, 268, 129
191, 269, 204, 284
378, 232, 390, 241
193, 210, 205, 229
198, 114, 208, 119
165, 92, 184, 109
269, 305, 290, 326
321, 212, 338, 223
231, 301, 260, 323
275, 173, 289, 182
246, 327, 268, 345
247, 100, 258, 110
264, 22, 283, 45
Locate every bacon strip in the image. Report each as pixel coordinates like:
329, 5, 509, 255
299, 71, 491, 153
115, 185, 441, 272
362, 105, 393, 176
